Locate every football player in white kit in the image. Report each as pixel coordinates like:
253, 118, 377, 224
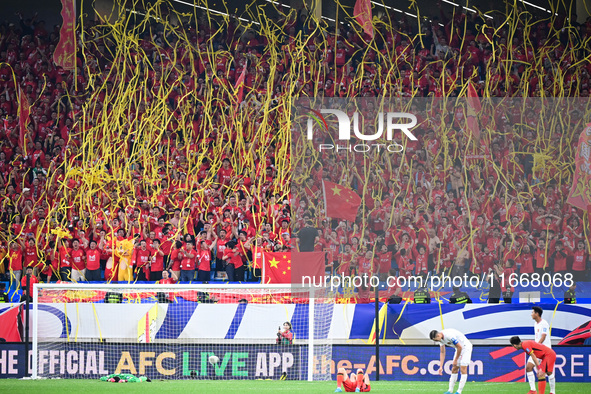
430, 328, 473, 394
527, 306, 555, 394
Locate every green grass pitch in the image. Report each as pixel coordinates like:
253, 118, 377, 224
0, 379, 590, 393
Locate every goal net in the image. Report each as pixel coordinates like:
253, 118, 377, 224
32, 283, 334, 381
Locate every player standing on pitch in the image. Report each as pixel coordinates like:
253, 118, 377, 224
334, 368, 371, 392
430, 328, 473, 394
511, 336, 557, 394
526, 306, 555, 393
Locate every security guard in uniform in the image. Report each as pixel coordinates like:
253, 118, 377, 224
564, 283, 576, 304
0, 283, 8, 303
413, 286, 431, 303
450, 286, 472, 304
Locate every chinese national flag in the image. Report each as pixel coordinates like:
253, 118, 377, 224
17, 87, 30, 153
263, 251, 326, 284
263, 251, 291, 284
322, 180, 362, 222
354, 0, 374, 38
466, 82, 481, 141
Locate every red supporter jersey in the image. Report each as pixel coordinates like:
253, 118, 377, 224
223, 249, 243, 269
24, 245, 39, 267
86, 249, 102, 270
150, 250, 164, 272
198, 249, 212, 271
377, 252, 392, 274
9, 250, 23, 271
135, 248, 152, 268
180, 248, 197, 270
21, 274, 39, 288
71, 248, 85, 270
169, 248, 182, 271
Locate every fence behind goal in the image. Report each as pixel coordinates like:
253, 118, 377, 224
32, 284, 334, 380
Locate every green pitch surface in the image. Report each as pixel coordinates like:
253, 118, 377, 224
0, 379, 590, 393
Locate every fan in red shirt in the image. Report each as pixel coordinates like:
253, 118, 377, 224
70, 239, 87, 283
217, 158, 234, 189
511, 336, 556, 394
85, 240, 103, 281
134, 239, 153, 281
179, 241, 197, 282
158, 269, 176, 284
8, 241, 24, 285
149, 238, 166, 281
197, 237, 217, 283
376, 244, 392, 280
222, 241, 244, 282
22, 238, 40, 273
20, 266, 39, 301
168, 241, 184, 281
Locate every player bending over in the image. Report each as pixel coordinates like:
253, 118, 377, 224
335, 368, 371, 392
527, 306, 555, 393
511, 336, 557, 394
430, 329, 473, 394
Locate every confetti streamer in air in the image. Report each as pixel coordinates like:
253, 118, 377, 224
0, 0, 588, 299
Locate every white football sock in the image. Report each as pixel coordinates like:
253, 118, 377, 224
549, 373, 555, 392
457, 373, 468, 393
449, 373, 458, 392
527, 371, 536, 390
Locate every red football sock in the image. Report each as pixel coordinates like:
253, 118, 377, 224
356, 373, 364, 388
538, 379, 546, 393
336, 373, 344, 388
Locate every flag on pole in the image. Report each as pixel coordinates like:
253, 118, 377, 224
322, 180, 362, 222
17, 87, 30, 153
53, 0, 77, 70
567, 123, 591, 213
252, 245, 263, 269
234, 65, 247, 103
354, 0, 374, 38
466, 82, 481, 141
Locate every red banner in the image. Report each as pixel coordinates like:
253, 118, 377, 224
17, 87, 29, 153
0, 306, 22, 342
53, 0, 77, 70
234, 65, 247, 103
466, 82, 481, 140
567, 123, 591, 214
354, 0, 374, 38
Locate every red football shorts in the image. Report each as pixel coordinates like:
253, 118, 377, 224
540, 352, 556, 374
343, 380, 371, 392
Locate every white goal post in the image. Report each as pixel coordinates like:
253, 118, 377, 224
32, 283, 334, 381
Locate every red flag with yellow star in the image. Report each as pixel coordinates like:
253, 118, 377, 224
263, 251, 291, 284
322, 180, 362, 222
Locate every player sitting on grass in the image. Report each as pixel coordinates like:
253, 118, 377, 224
335, 367, 371, 392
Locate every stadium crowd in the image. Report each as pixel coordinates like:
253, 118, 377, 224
0, 3, 590, 290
